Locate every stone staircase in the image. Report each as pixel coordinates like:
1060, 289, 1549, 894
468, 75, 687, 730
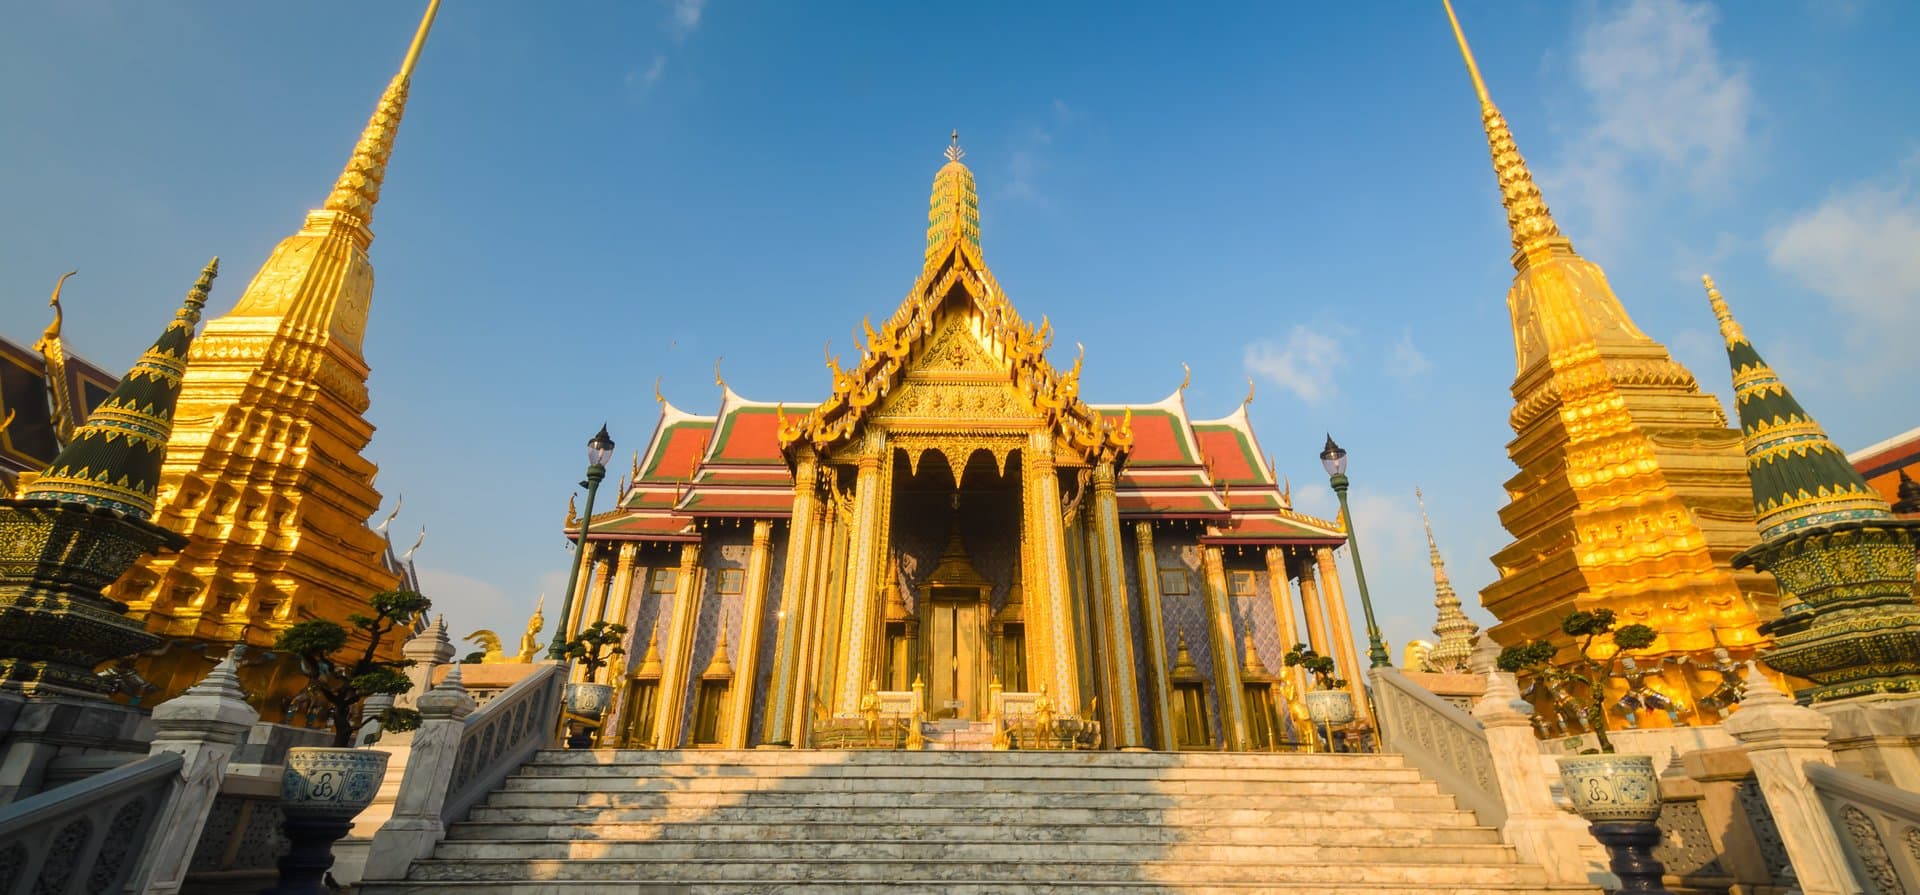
360, 749, 1598, 895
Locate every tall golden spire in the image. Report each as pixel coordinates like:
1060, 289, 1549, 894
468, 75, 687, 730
1416, 487, 1477, 673
1443, 0, 1568, 266
322, 0, 440, 232
112, 2, 444, 705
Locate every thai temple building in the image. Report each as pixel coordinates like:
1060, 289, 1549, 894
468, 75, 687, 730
1443, 1, 1784, 724
89, 2, 448, 707
561, 136, 1363, 752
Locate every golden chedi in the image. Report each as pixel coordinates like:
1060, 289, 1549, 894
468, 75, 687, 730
1443, 1, 1777, 729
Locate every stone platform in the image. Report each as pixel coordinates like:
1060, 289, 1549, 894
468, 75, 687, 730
359, 749, 1598, 894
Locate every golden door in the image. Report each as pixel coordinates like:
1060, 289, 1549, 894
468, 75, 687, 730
925, 590, 986, 720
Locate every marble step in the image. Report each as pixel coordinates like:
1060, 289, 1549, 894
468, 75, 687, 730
462, 804, 1483, 827
512, 761, 1427, 783
363, 883, 1598, 895
476, 788, 1461, 812
530, 749, 1408, 771
401, 856, 1557, 885
497, 773, 1441, 797
424, 837, 1523, 865
442, 819, 1507, 846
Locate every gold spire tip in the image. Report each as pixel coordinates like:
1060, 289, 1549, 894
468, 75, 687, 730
1442, 0, 1492, 105
399, 0, 442, 80
945, 130, 965, 163
182, 257, 220, 320
1702, 274, 1745, 347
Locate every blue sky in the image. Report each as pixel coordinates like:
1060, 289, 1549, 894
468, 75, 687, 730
4, 1, 1917, 659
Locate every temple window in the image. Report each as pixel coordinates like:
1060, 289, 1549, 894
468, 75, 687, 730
1229, 570, 1256, 597
1243, 683, 1282, 751
648, 569, 677, 593
717, 568, 744, 594
1157, 567, 1190, 595
998, 625, 1027, 692
622, 678, 659, 748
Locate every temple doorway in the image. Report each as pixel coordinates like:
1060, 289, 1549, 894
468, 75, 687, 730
924, 587, 986, 720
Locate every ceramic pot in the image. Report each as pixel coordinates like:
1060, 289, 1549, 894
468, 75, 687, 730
1304, 689, 1355, 726
280, 747, 390, 823
1558, 753, 1661, 823
566, 681, 616, 719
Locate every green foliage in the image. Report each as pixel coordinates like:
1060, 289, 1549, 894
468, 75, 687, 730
563, 620, 629, 681
1283, 643, 1347, 690
273, 588, 431, 747
1503, 608, 1663, 753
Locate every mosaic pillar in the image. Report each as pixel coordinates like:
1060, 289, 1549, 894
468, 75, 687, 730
1091, 463, 1142, 748
653, 543, 703, 747
1133, 521, 1177, 750
837, 430, 888, 714
1316, 546, 1370, 724
1201, 545, 1247, 750
1263, 546, 1309, 703
724, 520, 775, 747
766, 450, 819, 744
1024, 433, 1079, 709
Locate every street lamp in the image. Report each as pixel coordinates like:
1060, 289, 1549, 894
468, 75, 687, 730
1321, 434, 1390, 668
550, 424, 616, 660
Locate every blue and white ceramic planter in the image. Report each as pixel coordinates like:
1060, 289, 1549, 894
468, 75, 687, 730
566, 682, 616, 720
1304, 689, 1355, 726
1558, 753, 1661, 823
281, 747, 390, 823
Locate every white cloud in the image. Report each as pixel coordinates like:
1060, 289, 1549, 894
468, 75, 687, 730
1547, 0, 1755, 243
668, 0, 708, 40
1244, 326, 1345, 404
1386, 330, 1431, 381
626, 55, 669, 93
1768, 157, 1920, 353
414, 566, 529, 657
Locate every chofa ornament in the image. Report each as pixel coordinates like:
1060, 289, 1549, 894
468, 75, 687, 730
281, 747, 392, 821
1557, 754, 1661, 823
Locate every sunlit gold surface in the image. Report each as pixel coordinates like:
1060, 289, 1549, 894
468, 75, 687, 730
106, 2, 442, 709
1446, 1, 1780, 728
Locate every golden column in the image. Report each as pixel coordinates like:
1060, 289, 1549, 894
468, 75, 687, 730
604, 543, 640, 633
654, 542, 703, 747
1262, 546, 1309, 703
1132, 522, 1177, 749
1201, 545, 1248, 750
796, 498, 841, 744
567, 552, 611, 682
766, 450, 820, 743
1091, 463, 1143, 748
1294, 552, 1334, 660
1023, 432, 1080, 708
836, 430, 889, 714
1315, 546, 1370, 724
724, 520, 776, 747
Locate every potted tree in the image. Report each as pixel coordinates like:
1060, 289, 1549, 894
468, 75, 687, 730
562, 620, 628, 731
1497, 608, 1663, 824
1284, 644, 1353, 747
272, 588, 430, 893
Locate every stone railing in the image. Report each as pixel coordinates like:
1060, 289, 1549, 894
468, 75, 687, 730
442, 663, 565, 825
1370, 666, 1504, 828
1807, 761, 1920, 894
0, 751, 181, 894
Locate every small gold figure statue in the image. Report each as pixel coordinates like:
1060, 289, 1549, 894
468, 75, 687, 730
1032, 684, 1056, 750
860, 679, 883, 748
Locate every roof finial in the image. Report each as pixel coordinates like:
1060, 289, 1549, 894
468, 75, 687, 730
323, 0, 441, 229
1702, 274, 1746, 348
1243, 376, 1256, 408
1178, 362, 1192, 393
714, 356, 726, 391
946, 129, 964, 163
653, 375, 665, 405
1442, 0, 1568, 265
36, 271, 79, 445
927, 130, 980, 265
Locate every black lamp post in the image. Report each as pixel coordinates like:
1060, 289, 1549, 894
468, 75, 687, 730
549, 424, 616, 660
1320, 435, 1390, 669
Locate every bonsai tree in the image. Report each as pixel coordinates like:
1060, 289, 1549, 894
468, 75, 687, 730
1283, 643, 1347, 691
275, 589, 432, 747
1496, 607, 1658, 753
562, 620, 629, 682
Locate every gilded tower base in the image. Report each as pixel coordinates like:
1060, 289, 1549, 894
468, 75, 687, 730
1741, 520, 1920, 703
0, 500, 182, 699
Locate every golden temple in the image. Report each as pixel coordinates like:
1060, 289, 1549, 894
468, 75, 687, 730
1444, 1, 1783, 728
560, 134, 1366, 751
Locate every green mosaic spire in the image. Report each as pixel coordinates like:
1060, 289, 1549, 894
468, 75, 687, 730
1704, 275, 1890, 541
21, 259, 219, 518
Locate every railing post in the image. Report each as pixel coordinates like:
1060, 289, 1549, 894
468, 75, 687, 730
1472, 669, 1593, 885
1722, 664, 1861, 895
127, 647, 260, 895
362, 665, 477, 881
